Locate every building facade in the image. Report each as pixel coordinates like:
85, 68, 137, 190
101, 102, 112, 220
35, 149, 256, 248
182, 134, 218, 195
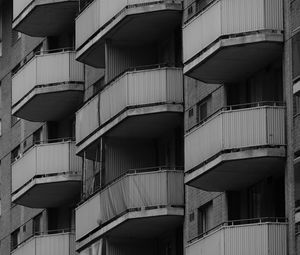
0, 0, 298, 254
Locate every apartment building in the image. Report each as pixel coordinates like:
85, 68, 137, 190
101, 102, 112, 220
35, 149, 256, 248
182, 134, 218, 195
0, 0, 298, 255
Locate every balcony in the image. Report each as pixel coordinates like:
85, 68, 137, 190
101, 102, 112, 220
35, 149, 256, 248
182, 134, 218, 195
11, 232, 75, 255
186, 220, 287, 255
12, 51, 84, 122
76, 67, 183, 154
75, 0, 182, 67
12, 141, 82, 208
185, 103, 286, 191
13, 0, 79, 37
182, 0, 283, 83
75, 168, 184, 250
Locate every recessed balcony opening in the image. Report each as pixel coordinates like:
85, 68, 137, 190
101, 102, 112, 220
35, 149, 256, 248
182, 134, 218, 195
12, 49, 84, 122
75, 0, 182, 67
182, 0, 283, 83
13, 0, 79, 37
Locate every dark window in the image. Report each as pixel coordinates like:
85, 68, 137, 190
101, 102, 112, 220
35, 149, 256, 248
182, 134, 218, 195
293, 32, 300, 80
11, 229, 20, 250
197, 98, 209, 123
33, 213, 43, 235
198, 201, 213, 235
11, 146, 21, 163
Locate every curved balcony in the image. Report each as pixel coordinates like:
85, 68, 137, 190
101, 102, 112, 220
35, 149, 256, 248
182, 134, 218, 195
13, 0, 79, 37
11, 232, 75, 255
75, 0, 182, 67
182, 0, 283, 83
76, 67, 183, 154
75, 168, 184, 250
185, 103, 286, 191
12, 50, 84, 122
12, 141, 82, 208
186, 219, 287, 255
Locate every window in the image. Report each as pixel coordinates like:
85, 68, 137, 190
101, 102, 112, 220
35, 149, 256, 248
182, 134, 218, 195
11, 229, 20, 251
33, 128, 43, 145
293, 32, 300, 80
196, 98, 209, 123
11, 145, 21, 163
33, 213, 43, 235
198, 201, 213, 235
196, 0, 215, 13
0, 199, 2, 217
0, 119, 2, 136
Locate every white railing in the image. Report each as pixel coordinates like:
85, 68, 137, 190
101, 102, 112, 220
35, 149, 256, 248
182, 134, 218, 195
186, 222, 287, 255
76, 0, 180, 49
12, 51, 84, 107
12, 141, 82, 194
76, 67, 183, 143
183, 0, 283, 63
185, 105, 285, 172
75, 169, 184, 240
11, 232, 75, 255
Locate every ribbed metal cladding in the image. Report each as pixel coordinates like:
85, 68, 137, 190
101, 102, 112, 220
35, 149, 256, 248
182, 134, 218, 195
11, 233, 74, 255
12, 51, 84, 106
12, 142, 82, 194
76, 68, 183, 144
291, 0, 300, 32
182, 0, 283, 63
75, 170, 184, 241
186, 223, 287, 255
185, 106, 286, 172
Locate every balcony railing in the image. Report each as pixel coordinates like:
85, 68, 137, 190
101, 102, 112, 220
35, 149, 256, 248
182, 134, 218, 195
76, 168, 184, 241
76, 0, 181, 51
12, 140, 82, 195
183, 0, 283, 64
185, 103, 286, 173
76, 67, 183, 144
12, 50, 84, 108
11, 232, 75, 255
186, 219, 287, 255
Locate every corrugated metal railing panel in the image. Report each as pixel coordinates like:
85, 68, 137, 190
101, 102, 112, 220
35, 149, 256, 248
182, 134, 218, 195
182, 1, 221, 63
75, 170, 183, 241
12, 146, 37, 193
224, 224, 269, 255
69, 142, 83, 173
183, 0, 283, 63
11, 236, 36, 255
167, 171, 184, 205
186, 223, 287, 255
222, 107, 268, 149
266, 107, 285, 145
185, 106, 285, 172
13, 0, 32, 20
221, 0, 265, 35
185, 113, 223, 172
76, 192, 101, 240
12, 142, 80, 194
186, 228, 224, 255
12, 57, 37, 106
76, 94, 100, 143
35, 233, 71, 255
76, 68, 183, 144
12, 52, 84, 107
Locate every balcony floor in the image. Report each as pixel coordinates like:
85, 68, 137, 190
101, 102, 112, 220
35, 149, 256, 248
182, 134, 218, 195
12, 83, 84, 122
13, 1, 78, 36
186, 147, 286, 191
12, 174, 81, 208
77, 105, 183, 155
184, 33, 283, 83
77, 207, 183, 251
77, 5, 181, 67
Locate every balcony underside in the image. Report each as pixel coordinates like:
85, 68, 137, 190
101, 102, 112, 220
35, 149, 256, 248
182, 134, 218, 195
185, 147, 285, 191
77, 104, 183, 156
12, 174, 81, 208
184, 33, 283, 83
77, 207, 183, 251
13, 1, 78, 37
12, 83, 84, 122
77, 7, 181, 67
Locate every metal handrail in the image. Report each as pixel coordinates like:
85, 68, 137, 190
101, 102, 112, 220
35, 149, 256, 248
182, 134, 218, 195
188, 217, 287, 244
186, 101, 285, 133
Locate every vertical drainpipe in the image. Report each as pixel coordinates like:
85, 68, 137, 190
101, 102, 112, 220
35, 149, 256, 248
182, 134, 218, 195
283, 0, 296, 254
